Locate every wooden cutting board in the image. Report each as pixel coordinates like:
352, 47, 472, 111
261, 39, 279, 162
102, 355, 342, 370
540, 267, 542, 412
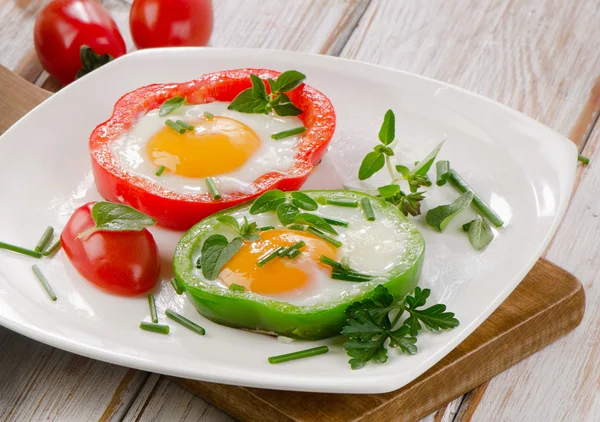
0, 66, 585, 422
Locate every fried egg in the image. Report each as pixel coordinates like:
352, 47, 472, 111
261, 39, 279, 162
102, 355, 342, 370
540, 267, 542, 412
110, 102, 304, 195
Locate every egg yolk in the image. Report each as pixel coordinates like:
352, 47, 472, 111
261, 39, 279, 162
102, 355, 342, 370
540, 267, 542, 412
146, 116, 260, 177
219, 229, 339, 294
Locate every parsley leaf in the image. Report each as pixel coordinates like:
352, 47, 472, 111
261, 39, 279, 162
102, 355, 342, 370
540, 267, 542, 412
344, 337, 388, 370
200, 235, 243, 280
426, 191, 473, 231
404, 287, 459, 335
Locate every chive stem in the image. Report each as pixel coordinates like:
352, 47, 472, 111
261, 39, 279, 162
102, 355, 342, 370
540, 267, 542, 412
331, 271, 372, 282
306, 227, 342, 248
448, 170, 504, 227
34, 226, 54, 252
140, 322, 170, 334
165, 119, 186, 134
436, 160, 451, 186
278, 241, 305, 257
0, 241, 42, 258
257, 247, 284, 267
165, 309, 205, 335
288, 249, 301, 259
206, 177, 221, 199
155, 165, 166, 176
259, 225, 275, 231
326, 199, 358, 208
229, 283, 246, 292
319, 255, 343, 270
204, 111, 214, 120
43, 239, 62, 256
175, 120, 195, 131
271, 126, 306, 140
32, 265, 57, 301
148, 294, 158, 323
360, 198, 376, 221
322, 217, 349, 227
268, 345, 329, 364
578, 154, 590, 165
170, 277, 184, 295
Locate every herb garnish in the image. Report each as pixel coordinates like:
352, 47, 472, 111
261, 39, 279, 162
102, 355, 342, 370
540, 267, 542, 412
216, 216, 260, 241
159, 96, 186, 117
462, 216, 494, 250
32, 264, 57, 301
77, 202, 156, 239
319, 255, 372, 281
425, 191, 473, 231
139, 322, 170, 334
34, 226, 54, 253
206, 177, 221, 200
360, 198, 376, 221
268, 345, 329, 364
228, 70, 305, 116
170, 277, 184, 295
204, 111, 214, 120
250, 190, 287, 214
148, 294, 158, 323
155, 165, 166, 176
165, 119, 186, 134
200, 235, 243, 280
166, 309, 205, 335
578, 154, 590, 165
257, 247, 285, 267
342, 285, 458, 369
43, 239, 62, 257
271, 126, 306, 140
290, 191, 318, 211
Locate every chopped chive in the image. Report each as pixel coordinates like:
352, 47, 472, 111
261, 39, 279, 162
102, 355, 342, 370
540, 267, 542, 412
360, 198, 376, 221
170, 277, 184, 295
148, 294, 158, 323
278, 241, 305, 257
155, 165, 166, 176
340, 256, 350, 271
34, 226, 54, 252
140, 322, 170, 334
31, 265, 57, 301
176, 120, 195, 131
259, 225, 275, 231
165, 119, 186, 134
578, 154, 590, 165
319, 255, 372, 279
204, 111, 214, 120
287, 224, 305, 231
271, 126, 306, 140
165, 309, 205, 335
0, 241, 42, 258
331, 270, 372, 282
288, 249, 301, 259
326, 199, 358, 208
43, 239, 62, 256
257, 247, 284, 267
322, 217, 349, 227
319, 255, 344, 270
448, 169, 504, 227
229, 283, 246, 292
306, 227, 342, 248
268, 345, 329, 364
436, 160, 451, 186
206, 177, 221, 200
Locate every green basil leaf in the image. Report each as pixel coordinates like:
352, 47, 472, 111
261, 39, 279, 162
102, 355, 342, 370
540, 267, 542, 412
250, 74, 268, 100
377, 184, 401, 199
436, 160, 451, 186
378, 109, 395, 145
80, 202, 156, 238
277, 203, 300, 226
267, 78, 278, 94
201, 235, 244, 280
294, 213, 337, 235
228, 89, 268, 113
426, 192, 473, 232
275, 70, 306, 92
290, 191, 318, 211
273, 102, 303, 116
411, 140, 445, 176
249, 190, 287, 214
159, 96, 186, 117
216, 215, 239, 231
463, 216, 494, 250
358, 151, 385, 180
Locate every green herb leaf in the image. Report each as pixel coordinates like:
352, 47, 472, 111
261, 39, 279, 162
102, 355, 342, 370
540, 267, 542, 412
399, 191, 426, 217
250, 74, 268, 100
229, 283, 246, 292
200, 235, 243, 280
377, 184, 401, 199
294, 213, 337, 235
411, 141, 444, 176
76, 45, 114, 80
277, 203, 300, 226
78, 202, 156, 238
463, 216, 494, 250
273, 102, 303, 116
275, 70, 306, 92
404, 287, 459, 335
344, 337, 388, 370
388, 325, 418, 355
249, 190, 287, 214
378, 109, 396, 145
395, 165, 411, 179
358, 151, 385, 180
267, 78, 278, 93
159, 96, 186, 117
228, 89, 268, 113
425, 191, 473, 231
240, 216, 260, 241
290, 191, 318, 211
216, 215, 239, 231
374, 145, 394, 156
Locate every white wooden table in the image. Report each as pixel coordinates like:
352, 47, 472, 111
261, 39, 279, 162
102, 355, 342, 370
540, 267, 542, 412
1, 0, 599, 420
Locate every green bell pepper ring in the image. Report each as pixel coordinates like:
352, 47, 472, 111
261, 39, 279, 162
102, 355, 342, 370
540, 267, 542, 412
173, 190, 425, 340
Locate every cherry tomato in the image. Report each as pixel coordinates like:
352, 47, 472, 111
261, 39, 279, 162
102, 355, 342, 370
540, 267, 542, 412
129, 0, 213, 49
61, 202, 160, 296
34, 0, 126, 85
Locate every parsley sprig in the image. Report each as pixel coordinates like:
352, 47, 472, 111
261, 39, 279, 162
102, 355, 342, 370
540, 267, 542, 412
228, 71, 305, 116
357, 110, 444, 217
342, 285, 458, 369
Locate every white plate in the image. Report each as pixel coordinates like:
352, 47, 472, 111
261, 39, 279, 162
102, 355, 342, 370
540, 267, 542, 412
0, 48, 576, 394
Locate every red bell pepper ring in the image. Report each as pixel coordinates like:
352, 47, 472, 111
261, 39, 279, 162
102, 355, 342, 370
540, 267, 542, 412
89, 69, 336, 230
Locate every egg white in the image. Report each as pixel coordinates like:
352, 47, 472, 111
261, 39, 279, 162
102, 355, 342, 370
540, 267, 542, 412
194, 203, 408, 307
110, 102, 304, 195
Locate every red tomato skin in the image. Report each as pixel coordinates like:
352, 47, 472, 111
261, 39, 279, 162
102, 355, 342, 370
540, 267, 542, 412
89, 68, 336, 230
61, 202, 160, 296
34, 0, 126, 85
129, 0, 213, 49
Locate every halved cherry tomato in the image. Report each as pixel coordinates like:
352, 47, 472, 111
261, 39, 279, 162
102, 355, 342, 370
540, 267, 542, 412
89, 68, 336, 230
129, 0, 213, 49
61, 202, 160, 296
34, 0, 126, 85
